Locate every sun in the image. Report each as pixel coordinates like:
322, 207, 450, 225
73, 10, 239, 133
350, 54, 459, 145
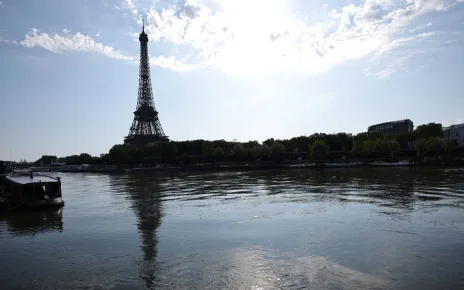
211, 0, 298, 77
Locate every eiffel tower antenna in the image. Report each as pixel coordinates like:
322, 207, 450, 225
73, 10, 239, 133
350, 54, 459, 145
124, 22, 168, 146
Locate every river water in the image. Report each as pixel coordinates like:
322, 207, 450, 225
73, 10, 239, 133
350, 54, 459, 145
1, 168, 464, 290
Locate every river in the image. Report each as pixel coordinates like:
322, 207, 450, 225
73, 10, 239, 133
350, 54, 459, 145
1, 168, 464, 289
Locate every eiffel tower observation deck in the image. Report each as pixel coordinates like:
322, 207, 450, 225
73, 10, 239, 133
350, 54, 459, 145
124, 20, 168, 146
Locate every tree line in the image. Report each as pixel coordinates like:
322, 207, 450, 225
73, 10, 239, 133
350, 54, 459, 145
34, 123, 460, 165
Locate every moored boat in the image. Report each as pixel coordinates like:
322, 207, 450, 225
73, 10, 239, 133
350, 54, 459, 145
0, 171, 65, 210
368, 161, 413, 167
324, 162, 363, 168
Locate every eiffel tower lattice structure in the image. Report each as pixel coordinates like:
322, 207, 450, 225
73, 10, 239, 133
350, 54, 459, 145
124, 21, 168, 146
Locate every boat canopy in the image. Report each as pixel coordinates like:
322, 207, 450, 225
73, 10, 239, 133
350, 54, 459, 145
6, 173, 59, 185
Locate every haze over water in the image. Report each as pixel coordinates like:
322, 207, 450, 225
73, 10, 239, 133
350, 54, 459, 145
1, 168, 464, 290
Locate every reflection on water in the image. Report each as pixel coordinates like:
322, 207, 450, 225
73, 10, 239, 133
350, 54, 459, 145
1, 208, 63, 236
110, 174, 164, 289
150, 245, 389, 290
0, 168, 464, 289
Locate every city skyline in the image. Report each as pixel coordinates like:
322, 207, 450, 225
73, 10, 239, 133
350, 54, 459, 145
1, 0, 464, 161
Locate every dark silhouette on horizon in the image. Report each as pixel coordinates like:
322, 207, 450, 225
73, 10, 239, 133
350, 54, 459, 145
125, 20, 168, 146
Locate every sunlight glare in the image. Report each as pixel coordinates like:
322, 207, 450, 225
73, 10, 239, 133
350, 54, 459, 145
213, 0, 298, 77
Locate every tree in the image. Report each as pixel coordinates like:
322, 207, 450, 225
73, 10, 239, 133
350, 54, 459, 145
387, 139, 401, 157
415, 123, 443, 139
213, 147, 224, 157
125, 145, 144, 164
35, 155, 57, 165
395, 132, 415, 148
231, 144, 246, 160
415, 138, 429, 157
270, 142, 285, 160
108, 144, 128, 164
201, 141, 214, 157
310, 140, 329, 160
442, 139, 458, 158
354, 132, 369, 141
261, 145, 271, 159
374, 138, 388, 156
79, 153, 93, 164
351, 140, 364, 157
165, 141, 178, 160
289, 136, 311, 153
263, 138, 275, 148
426, 137, 444, 156
251, 145, 262, 159
443, 139, 457, 157
363, 139, 376, 157
367, 131, 384, 139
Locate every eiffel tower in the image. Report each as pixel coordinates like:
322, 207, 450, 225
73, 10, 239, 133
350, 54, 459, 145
124, 20, 168, 146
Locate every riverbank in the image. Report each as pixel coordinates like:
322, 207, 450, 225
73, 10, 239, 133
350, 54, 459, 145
76, 161, 464, 173
129, 160, 464, 173
10, 159, 464, 174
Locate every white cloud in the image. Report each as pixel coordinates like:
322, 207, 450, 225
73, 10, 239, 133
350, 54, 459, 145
365, 30, 437, 77
366, 52, 419, 78
0, 38, 17, 44
19, 28, 134, 61
13, 28, 195, 72
117, 0, 137, 14
126, 0, 462, 77
150, 56, 202, 71
409, 21, 433, 33
8, 0, 461, 77
122, 0, 135, 9
374, 32, 436, 57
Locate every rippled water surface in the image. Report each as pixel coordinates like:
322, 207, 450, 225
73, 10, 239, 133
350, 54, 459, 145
1, 168, 464, 289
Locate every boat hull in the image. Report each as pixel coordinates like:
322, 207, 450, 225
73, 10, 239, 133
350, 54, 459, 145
0, 197, 65, 210
368, 162, 413, 167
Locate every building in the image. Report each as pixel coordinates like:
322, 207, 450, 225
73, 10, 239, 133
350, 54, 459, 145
368, 119, 414, 135
443, 123, 464, 147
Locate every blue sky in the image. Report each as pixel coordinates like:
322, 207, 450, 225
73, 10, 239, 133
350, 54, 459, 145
0, 0, 464, 161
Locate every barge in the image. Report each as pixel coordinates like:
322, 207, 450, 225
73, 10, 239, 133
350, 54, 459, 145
0, 171, 65, 210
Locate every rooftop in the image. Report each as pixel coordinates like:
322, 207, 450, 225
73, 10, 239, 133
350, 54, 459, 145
7, 173, 59, 185
368, 119, 412, 128
443, 123, 464, 130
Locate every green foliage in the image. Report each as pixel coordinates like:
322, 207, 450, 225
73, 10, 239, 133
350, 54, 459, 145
201, 141, 214, 157
443, 139, 457, 156
213, 147, 224, 157
251, 145, 263, 159
35, 155, 58, 165
388, 138, 401, 157
415, 139, 429, 157
310, 140, 329, 160
231, 143, 246, 160
415, 123, 443, 139
395, 132, 415, 148
351, 140, 365, 157
261, 145, 271, 158
40, 121, 463, 165
415, 137, 446, 157
427, 137, 444, 156
350, 138, 400, 158
270, 142, 285, 159
263, 138, 275, 148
